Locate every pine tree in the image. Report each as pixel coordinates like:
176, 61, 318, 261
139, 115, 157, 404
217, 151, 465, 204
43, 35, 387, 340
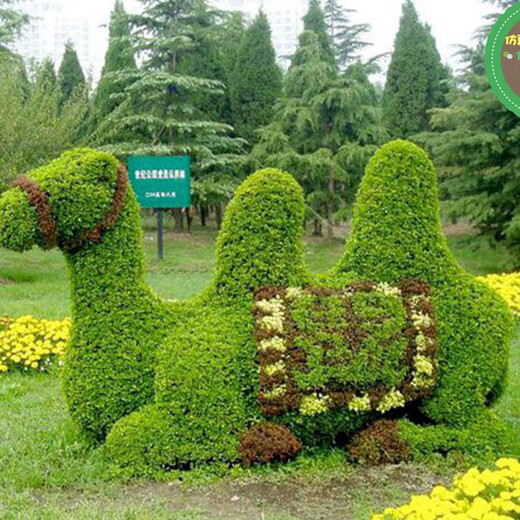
0, 0, 28, 51
323, 0, 370, 69
300, 0, 336, 67
416, 1, 520, 253
37, 58, 56, 87
95, 0, 246, 229
57, 42, 86, 106
33, 57, 56, 98
215, 11, 245, 125
383, 0, 446, 137
95, 0, 136, 119
252, 29, 385, 236
230, 10, 282, 143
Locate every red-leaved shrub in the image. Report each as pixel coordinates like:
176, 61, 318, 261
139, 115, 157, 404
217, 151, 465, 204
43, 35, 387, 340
348, 420, 412, 466
238, 422, 301, 467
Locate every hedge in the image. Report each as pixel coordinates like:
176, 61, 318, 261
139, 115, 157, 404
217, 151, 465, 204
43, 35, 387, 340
105, 168, 311, 472
330, 140, 513, 427
0, 144, 513, 475
0, 149, 173, 440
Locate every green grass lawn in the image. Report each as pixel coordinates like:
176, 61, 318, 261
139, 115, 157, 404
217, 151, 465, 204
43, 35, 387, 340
0, 230, 518, 519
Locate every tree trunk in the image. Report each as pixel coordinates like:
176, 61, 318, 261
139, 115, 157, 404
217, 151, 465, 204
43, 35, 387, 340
173, 208, 184, 233
200, 205, 207, 227
215, 204, 223, 230
313, 218, 322, 236
327, 172, 335, 238
186, 208, 193, 234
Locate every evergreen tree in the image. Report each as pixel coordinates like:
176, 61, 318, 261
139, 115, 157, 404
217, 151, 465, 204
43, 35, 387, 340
0, 0, 28, 51
176, 6, 238, 124
252, 29, 386, 236
230, 11, 282, 143
323, 0, 370, 69
300, 0, 336, 67
95, 0, 136, 119
416, 3, 520, 253
95, 0, 246, 229
57, 42, 86, 106
0, 58, 88, 189
36, 57, 56, 88
383, 0, 446, 137
214, 11, 245, 125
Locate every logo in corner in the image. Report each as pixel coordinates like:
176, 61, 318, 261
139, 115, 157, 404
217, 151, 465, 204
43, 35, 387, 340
486, 2, 520, 117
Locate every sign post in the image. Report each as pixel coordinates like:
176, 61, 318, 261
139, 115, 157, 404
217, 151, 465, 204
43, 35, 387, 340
127, 155, 191, 260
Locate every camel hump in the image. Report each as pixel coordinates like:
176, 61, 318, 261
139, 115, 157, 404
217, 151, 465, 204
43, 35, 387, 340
336, 140, 460, 284
213, 168, 309, 298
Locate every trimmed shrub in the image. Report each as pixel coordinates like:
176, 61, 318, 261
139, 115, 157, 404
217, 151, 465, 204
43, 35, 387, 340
0, 144, 513, 474
213, 168, 309, 298
329, 140, 513, 427
348, 420, 412, 466
106, 168, 310, 473
0, 148, 173, 440
238, 422, 302, 467
399, 411, 516, 464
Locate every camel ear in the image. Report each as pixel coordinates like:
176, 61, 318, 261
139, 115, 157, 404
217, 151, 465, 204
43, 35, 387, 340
334, 140, 458, 284
212, 169, 309, 298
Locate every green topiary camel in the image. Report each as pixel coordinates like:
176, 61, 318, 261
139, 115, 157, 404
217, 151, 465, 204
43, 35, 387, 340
0, 141, 513, 475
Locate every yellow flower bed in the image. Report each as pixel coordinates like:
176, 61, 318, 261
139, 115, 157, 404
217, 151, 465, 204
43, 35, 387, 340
0, 315, 70, 373
373, 458, 520, 520
477, 273, 520, 315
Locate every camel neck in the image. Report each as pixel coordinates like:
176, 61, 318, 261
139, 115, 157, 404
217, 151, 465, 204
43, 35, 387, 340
65, 195, 156, 317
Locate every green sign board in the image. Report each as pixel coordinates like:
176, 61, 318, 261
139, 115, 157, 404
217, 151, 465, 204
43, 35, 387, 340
128, 155, 191, 208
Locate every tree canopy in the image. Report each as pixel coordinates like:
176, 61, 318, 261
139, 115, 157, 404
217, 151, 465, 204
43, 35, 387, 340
95, 0, 136, 120
230, 11, 282, 143
383, 0, 447, 137
58, 42, 86, 106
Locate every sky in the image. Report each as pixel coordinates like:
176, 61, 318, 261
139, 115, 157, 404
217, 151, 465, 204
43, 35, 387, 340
18, 0, 495, 81
345, 0, 493, 77
122, 0, 493, 76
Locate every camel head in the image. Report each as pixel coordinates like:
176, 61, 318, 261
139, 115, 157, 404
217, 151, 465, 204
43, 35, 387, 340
0, 149, 125, 253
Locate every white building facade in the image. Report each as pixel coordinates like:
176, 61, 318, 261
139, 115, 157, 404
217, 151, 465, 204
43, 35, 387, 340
213, 0, 309, 65
12, 0, 109, 80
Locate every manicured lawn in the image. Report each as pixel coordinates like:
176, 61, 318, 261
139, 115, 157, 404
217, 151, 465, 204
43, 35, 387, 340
0, 226, 515, 319
0, 228, 518, 519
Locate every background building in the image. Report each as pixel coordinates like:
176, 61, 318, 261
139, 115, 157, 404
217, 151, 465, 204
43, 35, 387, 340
13, 0, 109, 80
212, 0, 309, 65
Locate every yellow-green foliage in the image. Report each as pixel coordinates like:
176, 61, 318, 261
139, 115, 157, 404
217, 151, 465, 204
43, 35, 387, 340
372, 458, 520, 519
0, 144, 513, 476
0, 148, 173, 441
106, 168, 313, 474
477, 273, 520, 315
0, 315, 70, 372
329, 140, 513, 427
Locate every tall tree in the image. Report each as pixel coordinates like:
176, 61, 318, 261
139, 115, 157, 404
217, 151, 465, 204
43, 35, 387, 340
0, 0, 28, 51
383, 0, 447, 137
95, 0, 136, 119
0, 58, 88, 191
95, 0, 246, 230
416, 0, 520, 254
300, 0, 336, 67
323, 0, 370, 69
252, 30, 386, 236
230, 10, 282, 143
58, 41, 86, 106
36, 57, 56, 88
